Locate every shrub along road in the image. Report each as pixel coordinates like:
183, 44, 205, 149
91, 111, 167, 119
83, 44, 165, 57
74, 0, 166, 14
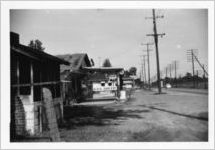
60, 88, 208, 142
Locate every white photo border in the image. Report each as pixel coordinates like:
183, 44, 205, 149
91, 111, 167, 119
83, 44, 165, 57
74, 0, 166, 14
1, 1, 214, 149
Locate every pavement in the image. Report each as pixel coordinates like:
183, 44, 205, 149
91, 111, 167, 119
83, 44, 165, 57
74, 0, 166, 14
60, 88, 208, 142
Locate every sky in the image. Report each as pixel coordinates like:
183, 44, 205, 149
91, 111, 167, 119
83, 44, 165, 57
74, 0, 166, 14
10, 9, 208, 79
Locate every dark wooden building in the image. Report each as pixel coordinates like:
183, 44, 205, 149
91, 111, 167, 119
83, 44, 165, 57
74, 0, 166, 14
10, 32, 69, 138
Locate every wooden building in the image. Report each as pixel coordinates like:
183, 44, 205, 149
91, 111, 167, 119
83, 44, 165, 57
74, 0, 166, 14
57, 53, 92, 104
10, 32, 69, 138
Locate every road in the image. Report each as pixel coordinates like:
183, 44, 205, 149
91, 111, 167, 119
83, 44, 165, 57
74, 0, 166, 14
166, 87, 208, 95
60, 88, 208, 142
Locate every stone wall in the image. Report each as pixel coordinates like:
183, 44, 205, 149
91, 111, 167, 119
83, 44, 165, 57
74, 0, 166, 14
14, 96, 26, 136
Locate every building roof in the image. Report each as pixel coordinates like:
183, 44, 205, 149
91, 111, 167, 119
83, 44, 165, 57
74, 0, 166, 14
87, 73, 108, 82
83, 67, 124, 73
123, 77, 134, 81
10, 32, 70, 65
57, 53, 92, 72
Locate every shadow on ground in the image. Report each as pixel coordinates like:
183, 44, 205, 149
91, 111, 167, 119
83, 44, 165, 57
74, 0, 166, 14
129, 126, 208, 142
139, 104, 208, 121
61, 103, 150, 129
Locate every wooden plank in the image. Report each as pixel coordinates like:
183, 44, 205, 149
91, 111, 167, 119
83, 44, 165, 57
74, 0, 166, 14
42, 88, 61, 142
11, 81, 61, 87
30, 61, 34, 103
61, 80, 72, 83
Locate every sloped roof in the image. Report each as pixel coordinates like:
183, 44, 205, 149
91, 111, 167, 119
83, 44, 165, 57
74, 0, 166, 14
11, 44, 70, 65
57, 53, 91, 72
10, 32, 69, 65
83, 67, 123, 73
88, 73, 108, 82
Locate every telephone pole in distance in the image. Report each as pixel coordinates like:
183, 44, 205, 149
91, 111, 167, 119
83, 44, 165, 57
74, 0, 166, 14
141, 42, 154, 89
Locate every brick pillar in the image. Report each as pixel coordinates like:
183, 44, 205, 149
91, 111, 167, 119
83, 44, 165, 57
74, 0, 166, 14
14, 96, 26, 136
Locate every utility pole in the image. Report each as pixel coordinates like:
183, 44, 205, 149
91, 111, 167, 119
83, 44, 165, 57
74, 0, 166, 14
169, 64, 172, 79
165, 67, 168, 84
165, 67, 168, 78
196, 70, 199, 88
142, 55, 147, 85
193, 53, 208, 76
203, 65, 207, 89
169, 64, 172, 85
139, 64, 142, 82
141, 42, 153, 89
146, 9, 165, 94
140, 63, 143, 82
174, 61, 178, 87
187, 49, 197, 88
191, 50, 195, 88
174, 61, 177, 79
140, 55, 147, 84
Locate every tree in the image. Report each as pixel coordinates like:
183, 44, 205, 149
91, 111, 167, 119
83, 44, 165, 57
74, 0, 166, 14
182, 72, 192, 82
28, 39, 45, 51
29, 40, 35, 48
185, 72, 192, 77
129, 67, 137, 75
102, 58, 112, 67
124, 70, 130, 77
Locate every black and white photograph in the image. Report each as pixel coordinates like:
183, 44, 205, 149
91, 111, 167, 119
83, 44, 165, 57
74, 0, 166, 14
0, 1, 214, 149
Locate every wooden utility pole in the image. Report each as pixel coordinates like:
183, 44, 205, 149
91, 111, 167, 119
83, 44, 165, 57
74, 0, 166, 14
203, 65, 207, 89
140, 63, 143, 82
141, 55, 147, 84
174, 61, 177, 79
187, 49, 198, 88
169, 64, 172, 79
191, 50, 195, 88
140, 55, 147, 84
196, 70, 199, 88
174, 61, 178, 87
146, 9, 165, 94
165, 67, 168, 78
141, 43, 153, 89
193, 53, 208, 76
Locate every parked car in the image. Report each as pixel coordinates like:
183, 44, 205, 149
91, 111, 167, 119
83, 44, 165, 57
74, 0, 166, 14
166, 83, 172, 88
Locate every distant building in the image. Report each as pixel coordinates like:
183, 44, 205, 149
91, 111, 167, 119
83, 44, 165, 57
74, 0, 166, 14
57, 53, 92, 104
82, 67, 124, 100
10, 32, 69, 139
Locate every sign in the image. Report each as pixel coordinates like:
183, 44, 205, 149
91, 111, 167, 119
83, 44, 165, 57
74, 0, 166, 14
93, 86, 117, 91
